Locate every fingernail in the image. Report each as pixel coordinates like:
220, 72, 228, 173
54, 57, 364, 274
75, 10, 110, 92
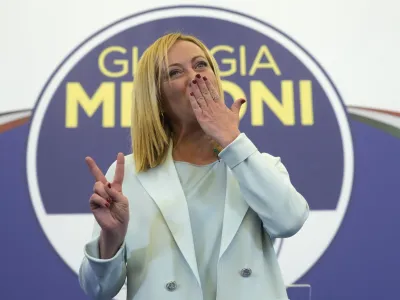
108, 183, 111, 188
190, 92, 194, 96
107, 198, 111, 203
196, 74, 201, 78
105, 202, 110, 208
203, 76, 207, 81
240, 99, 246, 104
192, 80, 197, 84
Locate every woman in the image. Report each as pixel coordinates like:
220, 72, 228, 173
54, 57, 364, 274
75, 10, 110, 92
79, 32, 309, 300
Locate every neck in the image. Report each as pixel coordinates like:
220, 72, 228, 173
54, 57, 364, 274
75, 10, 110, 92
171, 121, 219, 164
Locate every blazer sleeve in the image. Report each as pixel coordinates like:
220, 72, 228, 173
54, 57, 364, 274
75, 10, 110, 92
219, 133, 310, 239
78, 161, 127, 300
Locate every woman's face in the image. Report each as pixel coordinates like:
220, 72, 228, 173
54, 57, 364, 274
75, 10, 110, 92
161, 40, 218, 126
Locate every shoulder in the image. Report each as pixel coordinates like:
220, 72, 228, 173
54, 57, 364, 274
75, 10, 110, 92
105, 153, 136, 178
123, 153, 135, 166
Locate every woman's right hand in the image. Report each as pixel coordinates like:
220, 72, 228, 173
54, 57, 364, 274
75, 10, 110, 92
85, 153, 130, 257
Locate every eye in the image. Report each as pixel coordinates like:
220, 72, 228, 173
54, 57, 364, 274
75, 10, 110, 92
196, 61, 208, 68
168, 69, 181, 77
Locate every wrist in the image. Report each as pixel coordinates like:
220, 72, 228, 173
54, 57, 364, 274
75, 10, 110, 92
217, 130, 241, 148
99, 230, 124, 259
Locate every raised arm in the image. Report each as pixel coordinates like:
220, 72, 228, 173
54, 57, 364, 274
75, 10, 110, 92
78, 153, 129, 299
219, 133, 309, 238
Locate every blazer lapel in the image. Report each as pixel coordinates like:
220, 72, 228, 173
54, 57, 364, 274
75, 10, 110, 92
219, 167, 249, 259
136, 144, 201, 287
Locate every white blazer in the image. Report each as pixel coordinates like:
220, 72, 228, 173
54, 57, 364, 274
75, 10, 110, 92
79, 133, 309, 300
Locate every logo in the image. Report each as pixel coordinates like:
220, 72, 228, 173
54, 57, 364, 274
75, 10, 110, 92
27, 5, 354, 296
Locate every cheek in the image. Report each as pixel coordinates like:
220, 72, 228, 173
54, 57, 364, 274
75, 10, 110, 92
162, 81, 191, 111
163, 81, 185, 101
204, 70, 218, 85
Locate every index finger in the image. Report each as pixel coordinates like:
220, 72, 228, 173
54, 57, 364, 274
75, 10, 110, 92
112, 152, 125, 191
203, 76, 220, 101
195, 75, 212, 103
85, 156, 107, 184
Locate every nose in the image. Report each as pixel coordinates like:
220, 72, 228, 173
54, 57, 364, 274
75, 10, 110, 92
186, 69, 198, 85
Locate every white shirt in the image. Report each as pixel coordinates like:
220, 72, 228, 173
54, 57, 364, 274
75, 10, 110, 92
174, 160, 226, 300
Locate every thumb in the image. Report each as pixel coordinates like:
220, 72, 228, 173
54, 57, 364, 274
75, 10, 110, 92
104, 183, 124, 203
231, 98, 246, 115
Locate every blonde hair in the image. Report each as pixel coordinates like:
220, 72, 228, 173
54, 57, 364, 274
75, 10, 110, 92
130, 33, 224, 173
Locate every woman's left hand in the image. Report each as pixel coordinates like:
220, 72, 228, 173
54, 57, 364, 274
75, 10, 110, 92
188, 74, 246, 148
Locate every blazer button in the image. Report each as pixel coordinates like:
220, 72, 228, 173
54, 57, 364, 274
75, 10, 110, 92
165, 281, 177, 291
240, 268, 252, 277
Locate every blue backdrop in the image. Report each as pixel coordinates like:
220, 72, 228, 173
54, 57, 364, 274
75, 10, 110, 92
1, 5, 399, 300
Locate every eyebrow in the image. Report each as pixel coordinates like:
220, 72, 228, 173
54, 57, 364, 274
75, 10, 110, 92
167, 55, 206, 68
